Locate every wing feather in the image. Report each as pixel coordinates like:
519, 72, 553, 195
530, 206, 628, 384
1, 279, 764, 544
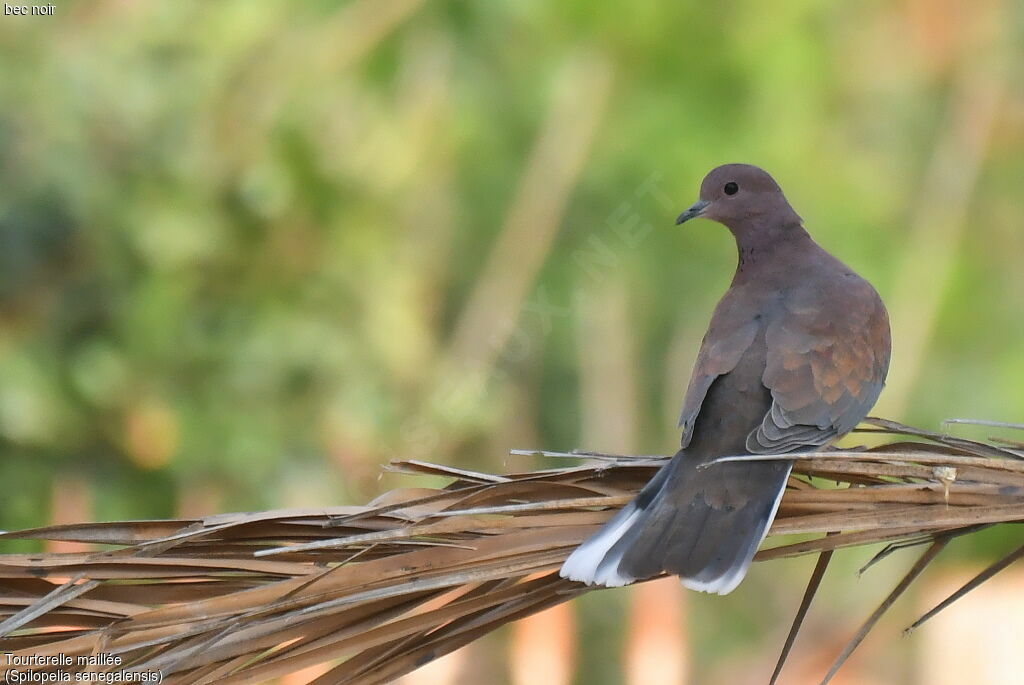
749, 276, 890, 454
678, 314, 760, 448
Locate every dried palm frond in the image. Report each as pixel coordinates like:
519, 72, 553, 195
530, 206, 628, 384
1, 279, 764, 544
1, 417, 1023, 684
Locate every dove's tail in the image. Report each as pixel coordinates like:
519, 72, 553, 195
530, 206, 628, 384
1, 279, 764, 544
559, 450, 791, 595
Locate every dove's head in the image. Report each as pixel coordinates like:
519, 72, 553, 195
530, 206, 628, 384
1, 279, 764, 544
675, 164, 800, 231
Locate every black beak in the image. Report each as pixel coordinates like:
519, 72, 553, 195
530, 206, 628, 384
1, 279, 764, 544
675, 199, 710, 225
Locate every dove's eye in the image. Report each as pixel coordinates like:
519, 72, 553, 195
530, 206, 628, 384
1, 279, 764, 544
724, 182, 739, 196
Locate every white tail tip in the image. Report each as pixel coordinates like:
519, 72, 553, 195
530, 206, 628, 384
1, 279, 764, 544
559, 505, 640, 587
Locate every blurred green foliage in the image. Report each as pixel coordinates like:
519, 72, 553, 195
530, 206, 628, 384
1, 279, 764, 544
0, 1, 1022, 680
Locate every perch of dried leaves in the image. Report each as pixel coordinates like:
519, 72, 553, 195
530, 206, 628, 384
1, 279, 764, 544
1, 418, 1022, 684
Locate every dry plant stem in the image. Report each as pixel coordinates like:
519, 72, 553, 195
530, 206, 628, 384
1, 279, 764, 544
857, 524, 990, 576
0, 419, 1021, 684
769, 544, 834, 685
819, 538, 949, 685
0, 574, 97, 637
904, 541, 1024, 634
944, 418, 1024, 431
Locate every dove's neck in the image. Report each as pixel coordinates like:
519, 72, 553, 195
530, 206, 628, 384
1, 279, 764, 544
729, 215, 815, 282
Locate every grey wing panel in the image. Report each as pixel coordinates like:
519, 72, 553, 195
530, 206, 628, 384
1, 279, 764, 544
678, 318, 760, 447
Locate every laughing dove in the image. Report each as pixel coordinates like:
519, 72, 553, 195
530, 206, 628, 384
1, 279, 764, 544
561, 164, 891, 594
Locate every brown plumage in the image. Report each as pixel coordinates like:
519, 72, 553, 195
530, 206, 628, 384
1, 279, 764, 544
561, 164, 891, 593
